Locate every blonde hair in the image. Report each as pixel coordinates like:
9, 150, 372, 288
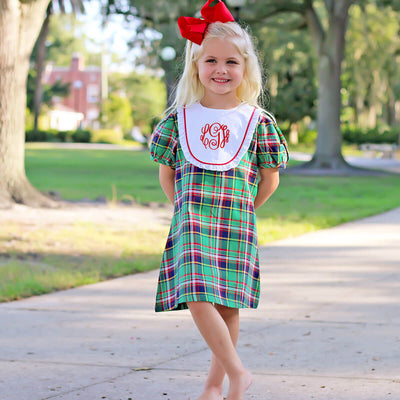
172, 21, 263, 109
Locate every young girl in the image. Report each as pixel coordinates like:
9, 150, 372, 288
150, 1, 288, 399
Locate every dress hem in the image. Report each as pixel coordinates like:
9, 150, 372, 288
155, 294, 259, 313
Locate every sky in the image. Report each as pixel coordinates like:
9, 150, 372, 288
76, 1, 142, 71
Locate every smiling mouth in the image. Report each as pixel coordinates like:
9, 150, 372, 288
212, 78, 230, 83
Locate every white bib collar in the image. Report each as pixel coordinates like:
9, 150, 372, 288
177, 103, 261, 171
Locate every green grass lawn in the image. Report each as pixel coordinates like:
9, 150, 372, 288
1, 147, 399, 302
25, 148, 162, 203
0, 222, 168, 302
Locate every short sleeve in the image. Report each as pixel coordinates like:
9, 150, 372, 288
256, 112, 289, 169
150, 112, 178, 169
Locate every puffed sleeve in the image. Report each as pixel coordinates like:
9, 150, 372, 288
150, 111, 178, 169
256, 112, 289, 169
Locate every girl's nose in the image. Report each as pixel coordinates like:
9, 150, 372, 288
215, 63, 227, 74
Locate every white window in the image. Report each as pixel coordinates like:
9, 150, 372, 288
87, 84, 100, 103
87, 108, 99, 120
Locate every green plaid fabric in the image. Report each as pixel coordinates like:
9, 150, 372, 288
150, 110, 288, 312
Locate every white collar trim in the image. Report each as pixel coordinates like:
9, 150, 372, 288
177, 103, 261, 171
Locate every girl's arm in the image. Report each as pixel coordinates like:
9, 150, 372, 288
253, 167, 280, 210
159, 164, 176, 204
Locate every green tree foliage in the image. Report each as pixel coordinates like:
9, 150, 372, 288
343, 3, 400, 128
108, 71, 166, 135
101, 93, 134, 135
26, 70, 70, 114
374, 0, 400, 11
255, 25, 317, 131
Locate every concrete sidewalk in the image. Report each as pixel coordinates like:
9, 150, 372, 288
290, 152, 400, 174
1, 208, 400, 400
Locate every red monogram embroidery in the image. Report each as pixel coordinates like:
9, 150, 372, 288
200, 123, 230, 150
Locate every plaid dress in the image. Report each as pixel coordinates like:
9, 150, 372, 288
150, 108, 288, 312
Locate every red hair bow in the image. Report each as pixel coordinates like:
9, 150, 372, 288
178, 0, 235, 45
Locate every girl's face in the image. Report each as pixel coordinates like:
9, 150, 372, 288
197, 37, 245, 108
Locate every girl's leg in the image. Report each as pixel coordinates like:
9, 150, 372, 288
187, 301, 252, 400
198, 304, 240, 400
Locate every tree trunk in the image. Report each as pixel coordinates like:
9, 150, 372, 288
33, 7, 51, 131
309, 51, 348, 168
0, 0, 55, 209
301, 0, 353, 171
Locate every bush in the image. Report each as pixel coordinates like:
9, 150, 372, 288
25, 130, 48, 142
56, 131, 71, 142
25, 129, 80, 143
25, 129, 62, 142
91, 129, 123, 144
342, 127, 399, 145
298, 130, 318, 144
71, 129, 91, 143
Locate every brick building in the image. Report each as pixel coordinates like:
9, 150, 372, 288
44, 53, 103, 129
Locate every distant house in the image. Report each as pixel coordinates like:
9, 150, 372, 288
48, 104, 84, 131
44, 53, 103, 130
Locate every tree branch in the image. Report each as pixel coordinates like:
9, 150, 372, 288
243, 1, 306, 23
323, 0, 334, 13
335, 0, 354, 19
264, 3, 305, 15
103, 3, 172, 25
254, 18, 308, 32
304, 0, 325, 52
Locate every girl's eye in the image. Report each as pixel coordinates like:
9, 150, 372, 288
227, 60, 238, 64
206, 59, 216, 63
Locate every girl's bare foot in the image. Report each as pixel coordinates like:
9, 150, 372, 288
226, 369, 253, 400
197, 385, 224, 400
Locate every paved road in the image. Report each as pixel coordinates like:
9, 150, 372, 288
1, 207, 400, 399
